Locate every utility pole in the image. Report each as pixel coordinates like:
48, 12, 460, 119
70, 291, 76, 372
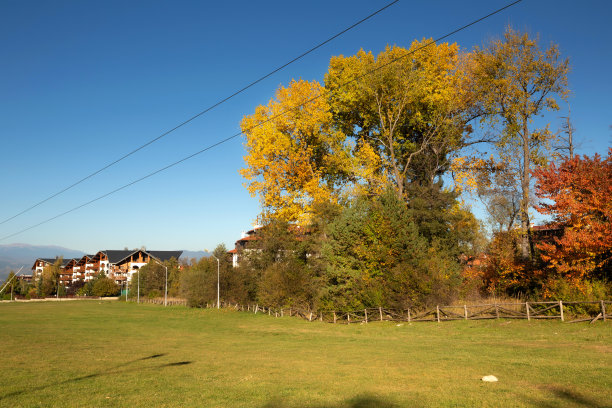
153, 259, 168, 306
206, 249, 220, 309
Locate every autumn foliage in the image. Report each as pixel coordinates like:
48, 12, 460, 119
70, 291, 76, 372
235, 26, 609, 305
533, 149, 612, 288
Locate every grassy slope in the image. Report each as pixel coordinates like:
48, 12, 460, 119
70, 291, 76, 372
0, 301, 610, 408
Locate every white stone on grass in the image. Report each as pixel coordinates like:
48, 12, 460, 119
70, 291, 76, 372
481, 375, 498, 382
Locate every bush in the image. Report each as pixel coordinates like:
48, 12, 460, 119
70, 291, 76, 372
92, 277, 120, 297
540, 278, 611, 317
180, 260, 215, 307
147, 289, 162, 299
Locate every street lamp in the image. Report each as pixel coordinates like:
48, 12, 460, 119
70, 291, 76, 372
206, 250, 220, 309
153, 258, 168, 307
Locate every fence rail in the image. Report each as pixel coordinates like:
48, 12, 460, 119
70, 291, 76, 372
136, 297, 187, 306
208, 300, 610, 324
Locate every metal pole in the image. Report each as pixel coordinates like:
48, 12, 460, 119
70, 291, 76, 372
153, 259, 168, 307
216, 258, 219, 309
209, 253, 220, 309
164, 265, 168, 307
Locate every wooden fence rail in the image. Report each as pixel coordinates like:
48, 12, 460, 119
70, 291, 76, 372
208, 300, 610, 324
136, 298, 187, 306
131, 298, 609, 324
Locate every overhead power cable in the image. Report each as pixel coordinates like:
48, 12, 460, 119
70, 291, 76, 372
0, 0, 400, 226
0, 0, 523, 242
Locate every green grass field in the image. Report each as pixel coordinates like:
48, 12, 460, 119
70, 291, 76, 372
0, 301, 610, 407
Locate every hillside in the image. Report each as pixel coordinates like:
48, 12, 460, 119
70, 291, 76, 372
0, 244, 85, 280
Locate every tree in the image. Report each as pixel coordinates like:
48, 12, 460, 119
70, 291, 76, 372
321, 187, 463, 310
533, 149, 612, 288
138, 260, 171, 297
1, 272, 18, 299
92, 277, 120, 297
241, 79, 352, 224
472, 27, 570, 258
39, 258, 63, 297
452, 155, 521, 234
325, 41, 477, 199
180, 257, 216, 307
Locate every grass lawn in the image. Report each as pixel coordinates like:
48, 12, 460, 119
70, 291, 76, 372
0, 301, 610, 407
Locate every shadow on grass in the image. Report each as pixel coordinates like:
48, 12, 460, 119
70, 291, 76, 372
263, 394, 417, 408
521, 386, 606, 408
0, 353, 193, 402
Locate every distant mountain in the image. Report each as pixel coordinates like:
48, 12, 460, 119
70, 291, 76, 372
0, 244, 85, 280
180, 250, 210, 262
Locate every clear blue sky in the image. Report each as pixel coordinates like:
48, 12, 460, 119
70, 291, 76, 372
1, 0, 610, 254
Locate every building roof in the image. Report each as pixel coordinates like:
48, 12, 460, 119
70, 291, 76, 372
100, 250, 137, 264
531, 225, 562, 231
236, 235, 259, 244
147, 251, 183, 262
32, 257, 73, 269
75, 255, 94, 266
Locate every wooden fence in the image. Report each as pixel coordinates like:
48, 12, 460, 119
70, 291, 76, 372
209, 300, 610, 324
136, 297, 188, 306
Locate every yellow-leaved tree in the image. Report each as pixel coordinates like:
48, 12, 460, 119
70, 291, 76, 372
325, 40, 477, 199
471, 27, 569, 259
240, 79, 352, 224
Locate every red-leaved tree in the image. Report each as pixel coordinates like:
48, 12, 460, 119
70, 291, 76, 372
533, 148, 612, 288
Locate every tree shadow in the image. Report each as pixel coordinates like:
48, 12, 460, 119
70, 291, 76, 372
263, 394, 416, 408
520, 385, 606, 408
0, 353, 193, 401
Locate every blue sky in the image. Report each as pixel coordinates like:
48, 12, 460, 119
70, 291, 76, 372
0, 0, 610, 254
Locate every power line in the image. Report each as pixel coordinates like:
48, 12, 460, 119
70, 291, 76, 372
0, 0, 400, 226
0, 0, 522, 242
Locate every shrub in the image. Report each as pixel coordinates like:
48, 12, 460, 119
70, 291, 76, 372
92, 277, 120, 297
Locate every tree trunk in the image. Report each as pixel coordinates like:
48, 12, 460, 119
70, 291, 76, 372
520, 115, 531, 259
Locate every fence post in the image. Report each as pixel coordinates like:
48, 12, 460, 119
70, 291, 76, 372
333, 311, 336, 324
464, 305, 468, 320
309, 311, 312, 321
268, 308, 271, 316
289, 308, 292, 317
559, 300, 564, 322
281, 309, 284, 317
364, 309, 368, 323
379, 306, 383, 321
347, 313, 350, 324
495, 303, 499, 319
601, 300, 607, 322
407, 308, 411, 323
436, 305, 440, 323
526, 302, 530, 321
255, 304, 258, 314
320, 312, 323, 322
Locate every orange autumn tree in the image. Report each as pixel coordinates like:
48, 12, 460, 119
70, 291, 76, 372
533, 148, 612, 289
